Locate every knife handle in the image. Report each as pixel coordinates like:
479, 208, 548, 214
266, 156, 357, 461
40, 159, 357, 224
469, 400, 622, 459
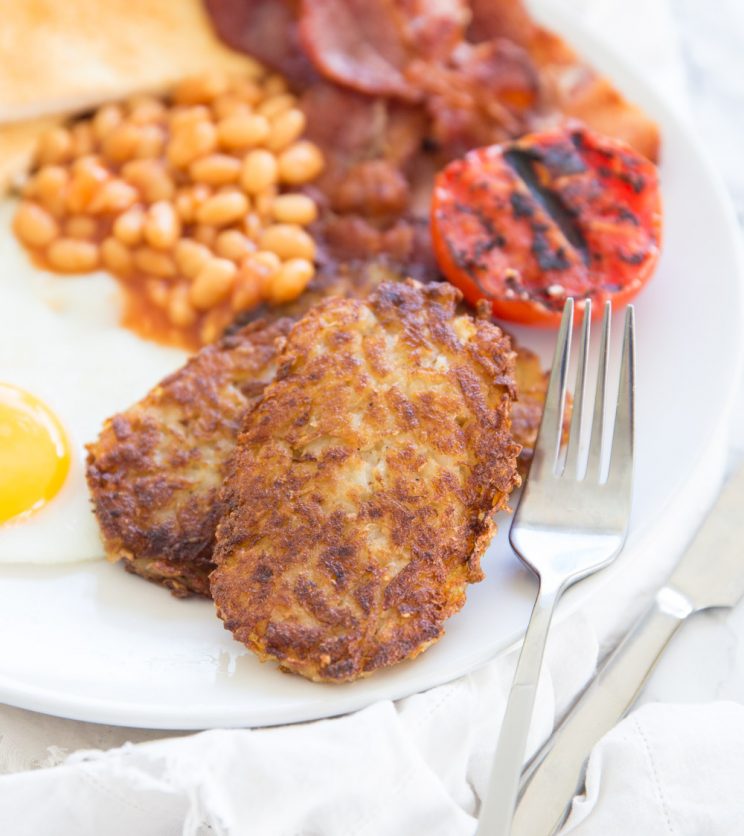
511, 588, 693, 836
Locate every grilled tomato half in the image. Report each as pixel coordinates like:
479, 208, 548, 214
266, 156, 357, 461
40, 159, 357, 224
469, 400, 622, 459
431, 124, 662, 326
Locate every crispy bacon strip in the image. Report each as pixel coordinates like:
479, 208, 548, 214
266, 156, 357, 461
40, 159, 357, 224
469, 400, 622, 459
298, 0, 470, 100
203, 0, 315, 86
467, 0, 660, 161
299, 0, 416, 100
204, 0, 658, 161
409, 38, 539, 157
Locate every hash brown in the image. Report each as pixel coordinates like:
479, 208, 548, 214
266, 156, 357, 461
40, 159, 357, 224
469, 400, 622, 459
86, 261, 548, 599
211, 280, 521, 682
85, 318, 292, 597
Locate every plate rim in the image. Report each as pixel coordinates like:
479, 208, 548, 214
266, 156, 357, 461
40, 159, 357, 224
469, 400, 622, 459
1, 0, 743, 729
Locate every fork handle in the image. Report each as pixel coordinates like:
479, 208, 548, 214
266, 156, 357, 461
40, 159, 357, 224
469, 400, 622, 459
475, 582, 561, 836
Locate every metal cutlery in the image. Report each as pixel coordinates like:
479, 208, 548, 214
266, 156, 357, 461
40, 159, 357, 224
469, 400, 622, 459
511, 458, 744, 836
475, 298, 636, 836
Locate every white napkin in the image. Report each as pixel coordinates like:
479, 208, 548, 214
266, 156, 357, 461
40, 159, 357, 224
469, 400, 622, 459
5, 698, 744, 836
562, 703, 744, 834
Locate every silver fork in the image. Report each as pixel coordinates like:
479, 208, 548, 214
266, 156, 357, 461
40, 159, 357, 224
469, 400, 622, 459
475, 297, 636, 836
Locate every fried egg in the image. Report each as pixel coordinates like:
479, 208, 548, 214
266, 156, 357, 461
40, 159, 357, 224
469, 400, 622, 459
0, 200, 187, 562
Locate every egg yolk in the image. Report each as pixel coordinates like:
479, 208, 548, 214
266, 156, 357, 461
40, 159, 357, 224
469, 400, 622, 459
0, 384, 71, 524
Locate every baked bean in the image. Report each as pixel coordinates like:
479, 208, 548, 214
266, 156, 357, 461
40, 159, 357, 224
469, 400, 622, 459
134, 246, 176, 277
252, 250, 282, 272
47, 238, 99, 272
92, 104, 123, 142
268, 257, 315, 304
13, 202, 59, 247
30, 165, 67, 198
113, 205, 145, 246
217, 113, 270, 150
37, 127, 73, 166
144, 201, 181, 250
190, 183, 212, 206
266, 109, 306, 152
190, 154, 241, 185
128, 96, 166, 125
66, 157, 109, 213
257, 93, 295, 119
102, 123, 143, 163
72, 155, 108, 181
278, 141, 324, 185
174, 185, 211, 223
258, 224, 316, 261
230, 78, 264, 106
174, 191, 195, 223
64, 215, 97, 240
241, 212, 263, 241
254, 188, 276, 222
70, 123, 95, 158
271, 194, 317, 225
214, 229, 255, 261
101, 237, 133, 275
167, 285, 197, 326
196, 190, 249, 226
174, 239, 212, 279
173, 73, 230, 105
169, 105, 211, 132
244, 250, 281, 296
145, 279, 170, 308
231, 271, 262, 312
199, 311, 225, 345
167, 120, 217, 168
134, 124, 166, 159
88, 179, 139, 214
143, 169, 176, 202
32, 166, 68, 217
240, 150, 278, 194
121, 159, 174, 202
193, 224, 217, 248
189, 258, 237, 309
212, 93, 252, 121
15, 69, 322, 348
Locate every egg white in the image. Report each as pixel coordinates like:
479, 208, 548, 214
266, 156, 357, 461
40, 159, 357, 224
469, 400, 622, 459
0, 200, 188, 562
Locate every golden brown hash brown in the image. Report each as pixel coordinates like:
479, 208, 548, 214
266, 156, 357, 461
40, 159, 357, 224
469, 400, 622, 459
85, 318, 292, 597
511, 342, 549, 469
85, 260, 548, 599
237, 258, 550, 470
211, 280, 521, 682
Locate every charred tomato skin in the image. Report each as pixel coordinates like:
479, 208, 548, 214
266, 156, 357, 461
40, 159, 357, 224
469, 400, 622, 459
431, 123, 662, 326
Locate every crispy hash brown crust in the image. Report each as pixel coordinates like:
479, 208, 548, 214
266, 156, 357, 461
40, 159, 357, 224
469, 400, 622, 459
211, 280, 521, 682
237, 259, 549, 475
85, 262, 545, 600
511, 342, 549, 469
85, 319, 292, 597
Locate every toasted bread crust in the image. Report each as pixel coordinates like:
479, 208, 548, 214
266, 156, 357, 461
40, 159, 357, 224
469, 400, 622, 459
211, 280, 520, 681
85, 319, 293, 597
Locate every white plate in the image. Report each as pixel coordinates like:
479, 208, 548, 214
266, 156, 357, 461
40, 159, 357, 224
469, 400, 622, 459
0, 0, 742, 730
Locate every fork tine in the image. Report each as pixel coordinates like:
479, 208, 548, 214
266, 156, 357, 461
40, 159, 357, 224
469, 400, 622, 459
606, 305, 636, 492
562, 299, 591, 476
531, 298, 573, 478
584, 301, 611, 483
